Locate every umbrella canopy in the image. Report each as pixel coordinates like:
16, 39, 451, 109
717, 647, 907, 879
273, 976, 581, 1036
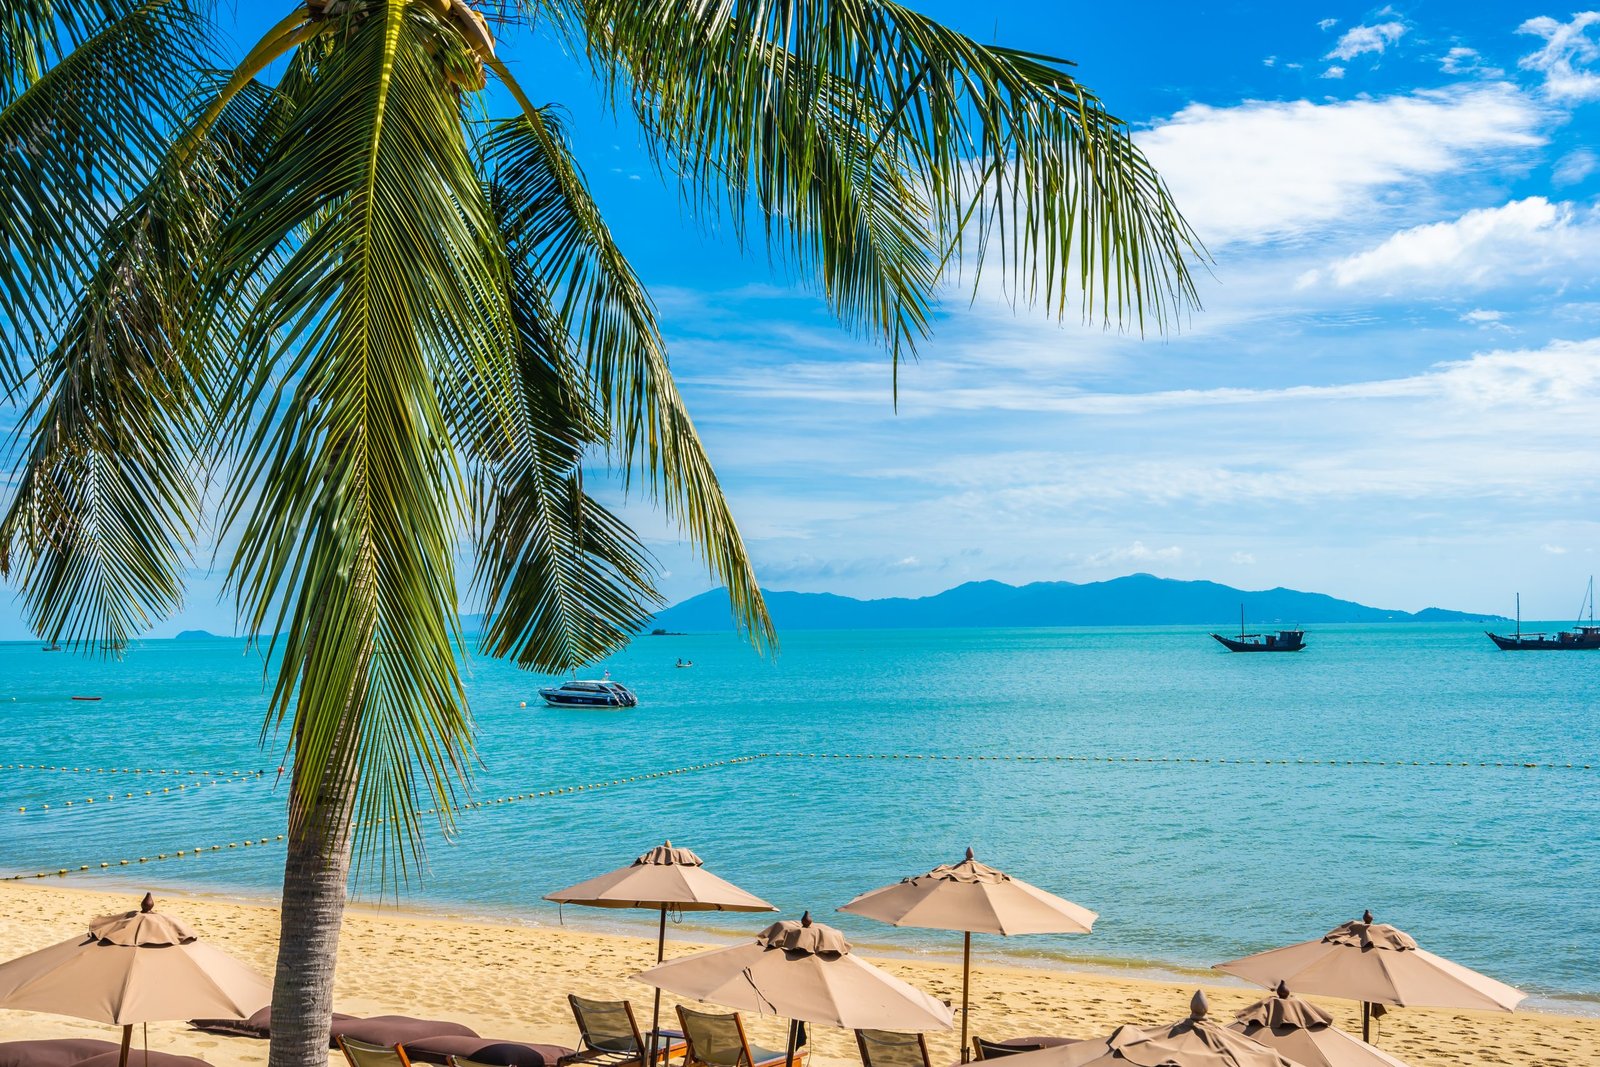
636, 912, 954, 1032
839, 848, 1094, 1061
1214, 912, 1525, 1013
546, 843, 776, 913
0, 894, 271, 1067
547, 843, 775, 1066
998, 992, 1300, 1067
839, 848, 1096, 936
1229, 983, 1414, 1067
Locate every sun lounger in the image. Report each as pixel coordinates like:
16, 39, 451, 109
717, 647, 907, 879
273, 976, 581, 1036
855, 1029, 931, 1067
406, 1036, 573, 1067
340, 1037, 419, 1067
561, 995, 684, 1067
0, 1041, 211, 1067
970, 1039, 1039, 1061
676, 1006, 802, 1067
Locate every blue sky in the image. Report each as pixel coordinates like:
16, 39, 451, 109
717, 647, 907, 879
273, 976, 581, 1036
6, 2, 1600, 638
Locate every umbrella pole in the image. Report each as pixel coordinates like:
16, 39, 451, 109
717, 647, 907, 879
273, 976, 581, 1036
118, 1025, 132, 1067
784, 1019, 799, 1067
959, 931, 972, 1064
648, 905, 667, 1067
1362, 1001, 1370, 1043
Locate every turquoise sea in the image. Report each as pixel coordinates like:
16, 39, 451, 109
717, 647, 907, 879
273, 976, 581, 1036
0, 623, 1595, 1011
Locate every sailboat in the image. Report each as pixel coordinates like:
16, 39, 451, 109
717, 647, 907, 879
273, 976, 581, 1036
1486, 579, 1600, 650
1210, 604, 1305, 652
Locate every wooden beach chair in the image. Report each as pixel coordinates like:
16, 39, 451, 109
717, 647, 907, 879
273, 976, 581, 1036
854, 1029, 931, 1067
676, 1006, 802, 1067
562, 996, 685, 1067
340, 1037, 420, 1067
970, 1038, 1042, 1061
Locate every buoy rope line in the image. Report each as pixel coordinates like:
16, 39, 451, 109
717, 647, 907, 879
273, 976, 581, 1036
0, 765, 263, 776
2, 758, 761, 879
754, 752, 1595, 770
11, 771, 268, 814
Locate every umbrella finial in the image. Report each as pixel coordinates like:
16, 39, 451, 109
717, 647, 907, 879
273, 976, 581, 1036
1190, 990, 1208, 1019
1362, 908, 1373, 924
801, 910, 812, 927
964, 846, 975, 861
140, 893, 155, 914
1275, 980, 1290, 999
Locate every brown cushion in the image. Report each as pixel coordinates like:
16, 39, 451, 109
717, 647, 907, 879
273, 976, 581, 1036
401, 1036, 572, 1067
76, 1053, 213, 1067
0, 1040, 123, 1067
1001, 1038, 1075, 1049
190, 1007, 360, 1039
330, 1018, 479, 1050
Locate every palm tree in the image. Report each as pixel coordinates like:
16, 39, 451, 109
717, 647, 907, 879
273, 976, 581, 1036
0, 2, 1200, 1065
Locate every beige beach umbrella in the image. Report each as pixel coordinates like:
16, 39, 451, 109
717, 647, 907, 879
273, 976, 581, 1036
547, 842, 776, 1063
0, 894, 270, 1067
839, 848, 1096, 1061
1214, 911, 1524, 1043
636, 913, 953, 1067
1228, 983, 1414, 1067
997, 992, 1301, 1067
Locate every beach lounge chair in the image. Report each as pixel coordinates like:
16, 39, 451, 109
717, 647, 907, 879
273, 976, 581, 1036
854, 1029, 931, 1067
970, 1039, 1041, 1061
340, 1037, 420, 1067
562, 996, 685, 1067
676, 1007, 802, 1067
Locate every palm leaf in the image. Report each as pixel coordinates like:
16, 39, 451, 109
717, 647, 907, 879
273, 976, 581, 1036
474, 109, 772, 647
203, 3, 514, 873
553, 0, 1201, 350
0, 0, 205, 389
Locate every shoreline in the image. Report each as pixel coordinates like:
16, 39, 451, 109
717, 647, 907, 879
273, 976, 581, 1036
14, 872, 1599, 1019
0, 880, 1596, 1067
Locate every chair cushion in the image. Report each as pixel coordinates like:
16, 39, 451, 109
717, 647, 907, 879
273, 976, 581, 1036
330, 1018, 479, 1050
74, 1053, 212, 1067
190, 1007, 360, 1039
401, 1036, 573, 1067
0, 1040, 122, 1067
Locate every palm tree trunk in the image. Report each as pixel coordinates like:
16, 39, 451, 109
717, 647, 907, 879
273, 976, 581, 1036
267, 749, 356, 1067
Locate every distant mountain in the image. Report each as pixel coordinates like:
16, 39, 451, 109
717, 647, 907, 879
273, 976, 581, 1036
649, 574, 1506, 631
174, 629, 222, 640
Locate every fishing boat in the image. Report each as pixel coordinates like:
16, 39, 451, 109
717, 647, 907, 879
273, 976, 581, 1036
536, 679, 639, 708
1211, 605, 1305, 652
1486, 581, 1600, 650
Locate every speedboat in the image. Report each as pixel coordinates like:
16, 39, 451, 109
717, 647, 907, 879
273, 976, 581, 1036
537, 679, 639, 708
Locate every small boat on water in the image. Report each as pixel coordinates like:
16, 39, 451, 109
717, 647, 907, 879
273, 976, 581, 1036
537, 679, 639, 708
1211, 605, 1305, 652
1487, 581, 1600, 650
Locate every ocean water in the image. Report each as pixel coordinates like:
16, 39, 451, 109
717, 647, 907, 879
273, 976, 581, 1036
0, 623, 1595, 1010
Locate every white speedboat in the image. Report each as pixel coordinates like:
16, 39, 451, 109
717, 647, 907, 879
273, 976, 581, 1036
537, 679, 639, 708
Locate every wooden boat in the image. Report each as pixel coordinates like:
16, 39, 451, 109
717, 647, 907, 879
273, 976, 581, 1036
1487, 582, 1600, 650
1211, 605, 1305, 652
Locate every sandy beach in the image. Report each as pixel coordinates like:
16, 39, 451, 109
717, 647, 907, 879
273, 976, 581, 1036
0, 882, 1592, 1067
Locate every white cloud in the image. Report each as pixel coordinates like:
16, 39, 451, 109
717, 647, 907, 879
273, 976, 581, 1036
1135, 85, 1547, 246
1543, 543, 1570, 554
1318, 17, 1339, 31
1462, 309, 1505, 323
1326, 21, 1406, 61
1263, 55, 1277, 68
1321, 65, 1346, 79
1302, 196, 1600, 290
1232, 552, 1257, 565
1553, 148, 1599, 185
1087, 541, 1185, 566
1517, 12, 1600, 101
1440, 46, 1504, 77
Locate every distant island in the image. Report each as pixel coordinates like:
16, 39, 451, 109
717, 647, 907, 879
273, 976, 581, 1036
648, 574, 1506, 632
174, 629, 223, 640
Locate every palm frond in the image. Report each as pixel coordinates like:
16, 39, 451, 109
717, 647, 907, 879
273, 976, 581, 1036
474, 109, 772, 647
0, 0, 131, 107
451, 174, 661, 673
0, 0, 207, 390
553, 0, 1201, 350
203, 3, 514, 874
0, 79, 279, 652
